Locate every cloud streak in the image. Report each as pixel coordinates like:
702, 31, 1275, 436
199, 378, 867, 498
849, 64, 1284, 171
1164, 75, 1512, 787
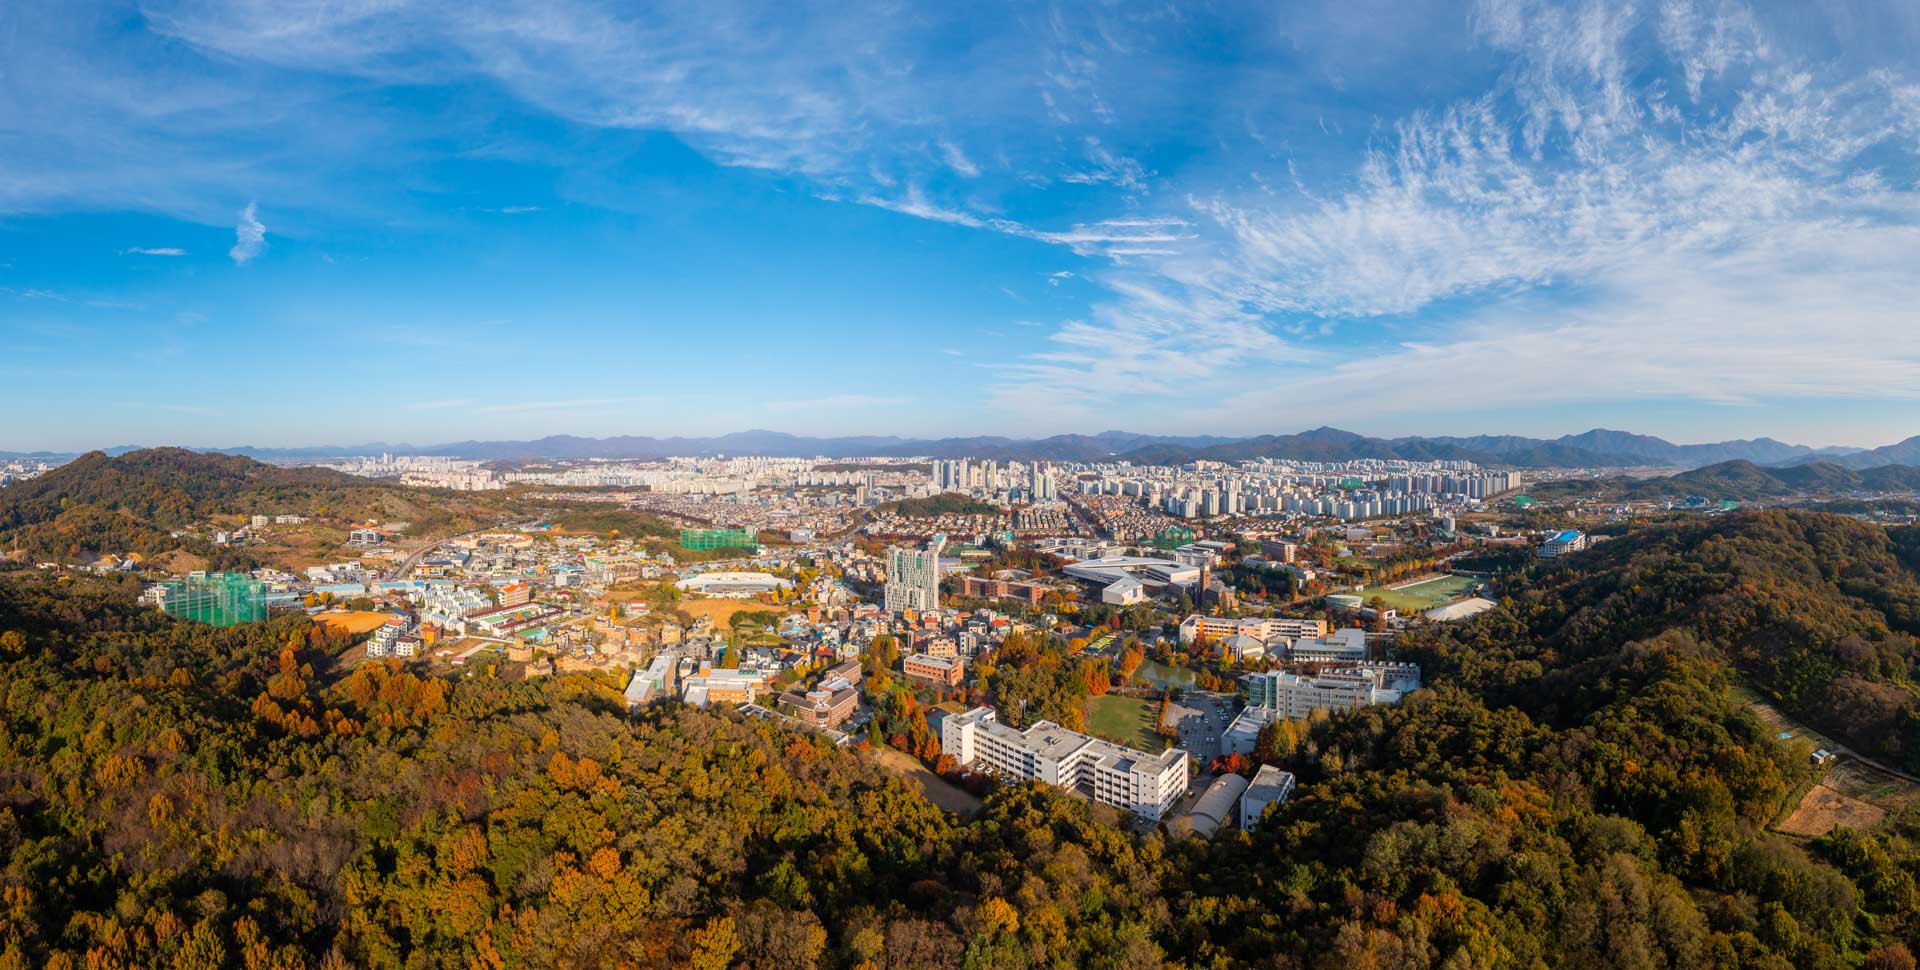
228, 202, 265, 264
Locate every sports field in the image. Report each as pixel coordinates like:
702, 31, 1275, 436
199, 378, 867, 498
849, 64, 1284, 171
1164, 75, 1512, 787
1086, 695, 1162, 751
1367, 574, 1478, 612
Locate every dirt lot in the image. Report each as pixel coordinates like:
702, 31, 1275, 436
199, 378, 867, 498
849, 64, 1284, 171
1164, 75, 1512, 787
315, 611, 391, 634
1778, 783, 1886, 837
675, 598, 789, 625
149, 549, 211, 574
868, 744, 983, 815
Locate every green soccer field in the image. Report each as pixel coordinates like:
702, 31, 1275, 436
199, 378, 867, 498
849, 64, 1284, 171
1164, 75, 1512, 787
1365, 574, 1479, 612
1085, 695, 1163, 751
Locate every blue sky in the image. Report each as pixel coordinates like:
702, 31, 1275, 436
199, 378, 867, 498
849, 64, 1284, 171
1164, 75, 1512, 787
3, 0, 1920, 451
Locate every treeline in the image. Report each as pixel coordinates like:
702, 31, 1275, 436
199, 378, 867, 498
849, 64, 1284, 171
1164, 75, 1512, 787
876, 495, 1000, 518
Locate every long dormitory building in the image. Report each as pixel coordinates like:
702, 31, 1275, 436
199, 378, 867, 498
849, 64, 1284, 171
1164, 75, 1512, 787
941, 706, 1189, 820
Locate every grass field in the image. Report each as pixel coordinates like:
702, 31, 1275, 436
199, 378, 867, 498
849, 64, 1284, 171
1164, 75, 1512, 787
1086, 695, 1162, 751
1364, 574, 1479, 612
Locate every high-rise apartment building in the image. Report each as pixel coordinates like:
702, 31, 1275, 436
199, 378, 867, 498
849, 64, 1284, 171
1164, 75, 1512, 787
884, 534, 946, 613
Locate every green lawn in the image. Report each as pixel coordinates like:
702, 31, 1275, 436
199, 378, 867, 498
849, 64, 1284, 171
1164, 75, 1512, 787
1085, 695, 1163, 752
1362, 574, 1479, 612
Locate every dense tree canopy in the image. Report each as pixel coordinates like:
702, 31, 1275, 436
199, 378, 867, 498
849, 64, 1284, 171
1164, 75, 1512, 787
6, 508, 1920, 968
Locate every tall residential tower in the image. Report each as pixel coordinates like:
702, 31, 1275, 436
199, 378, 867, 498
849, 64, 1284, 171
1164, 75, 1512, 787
884, 534, 946, 613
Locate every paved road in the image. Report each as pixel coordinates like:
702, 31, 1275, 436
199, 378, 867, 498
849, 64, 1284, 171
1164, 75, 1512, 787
385, 527, 497, 580
1751, 698, 1920, 786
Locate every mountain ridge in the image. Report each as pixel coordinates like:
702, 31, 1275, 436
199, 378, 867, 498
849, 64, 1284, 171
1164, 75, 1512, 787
2, 427, 1886, 469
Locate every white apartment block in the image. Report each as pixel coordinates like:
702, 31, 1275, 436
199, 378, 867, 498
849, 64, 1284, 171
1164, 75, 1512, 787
884, 536, 945, 613
941, 706, 1189, 820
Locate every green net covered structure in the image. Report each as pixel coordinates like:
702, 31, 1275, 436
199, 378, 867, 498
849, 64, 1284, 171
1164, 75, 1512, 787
161, 572, 268, 627
679, 527, 758, 550
1150, 526, 1196, 549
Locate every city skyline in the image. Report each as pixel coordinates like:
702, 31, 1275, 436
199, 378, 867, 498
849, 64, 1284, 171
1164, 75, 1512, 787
5, 1, 1920, 450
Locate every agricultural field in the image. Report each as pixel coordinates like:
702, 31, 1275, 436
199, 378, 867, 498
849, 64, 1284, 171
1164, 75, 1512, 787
1778, 783, 1886, 837
1363, 573, 1479, 612
1085, 694, 1162, 751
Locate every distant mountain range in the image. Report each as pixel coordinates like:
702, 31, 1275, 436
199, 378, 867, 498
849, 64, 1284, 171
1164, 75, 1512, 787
4, 427, 1911, 471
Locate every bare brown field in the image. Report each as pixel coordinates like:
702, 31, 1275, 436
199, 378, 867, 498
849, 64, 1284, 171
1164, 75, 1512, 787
315, 611, 391, 634
150, 549, 210, 574
253, 525, 356, 570
868, 745, 983, 815
1778, 783, 1885, 837
676, 598, 789, 624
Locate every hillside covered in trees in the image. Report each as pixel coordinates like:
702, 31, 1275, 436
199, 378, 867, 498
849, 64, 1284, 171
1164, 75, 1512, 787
1424, 510, 1920, 769
6, 510, 1920, 967
0, 449, 513, 563
1531, 460, 1920, 503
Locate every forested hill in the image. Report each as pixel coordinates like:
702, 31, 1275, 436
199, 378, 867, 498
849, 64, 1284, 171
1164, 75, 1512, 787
0, 448, 505, 563
8, 512, 1920, 967
2, 449, 390, 527
0, 567, 1174, 969
1423, 509, 1920, 767
1532, 460, 1920, 502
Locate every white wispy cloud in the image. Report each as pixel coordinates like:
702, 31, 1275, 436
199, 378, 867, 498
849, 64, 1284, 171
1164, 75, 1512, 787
121, 247, 187, 256
937, 140, 980, 178
15, 0, 1920, 436
228, 202, 265, 264
991, 0, 1920, 426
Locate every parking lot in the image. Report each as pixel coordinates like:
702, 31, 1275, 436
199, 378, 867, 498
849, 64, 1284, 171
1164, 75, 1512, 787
1171, 691, 1237, 761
